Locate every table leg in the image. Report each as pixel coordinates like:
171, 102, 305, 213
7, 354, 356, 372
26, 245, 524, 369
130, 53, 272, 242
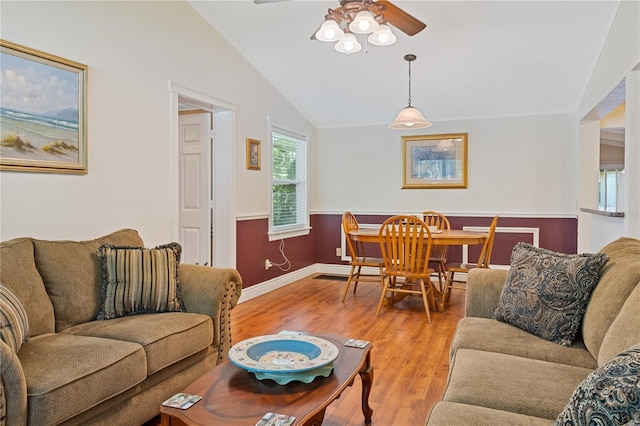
359, 351, 374, 424
429, 279, 446, 312
300, 409, 326, 426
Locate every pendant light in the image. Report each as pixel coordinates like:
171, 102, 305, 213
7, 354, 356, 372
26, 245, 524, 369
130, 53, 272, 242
389, 54, 432, 130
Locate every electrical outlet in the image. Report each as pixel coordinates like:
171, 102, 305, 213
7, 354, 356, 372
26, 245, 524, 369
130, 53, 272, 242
336, 247, 342, 256
265, 259, 272, 270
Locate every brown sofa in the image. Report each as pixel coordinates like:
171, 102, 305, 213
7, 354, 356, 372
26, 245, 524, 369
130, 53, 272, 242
426, 237, 640, 425
0, 229, 242, 426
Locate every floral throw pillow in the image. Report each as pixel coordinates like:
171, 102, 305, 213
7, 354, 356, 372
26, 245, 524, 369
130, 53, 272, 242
493, 243, 609, 346
555, 343, 640, 425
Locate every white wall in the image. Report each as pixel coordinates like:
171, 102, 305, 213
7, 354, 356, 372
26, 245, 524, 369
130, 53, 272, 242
576, 0, 640, 251
0, 1, 314, 244
314, 114, 577, 217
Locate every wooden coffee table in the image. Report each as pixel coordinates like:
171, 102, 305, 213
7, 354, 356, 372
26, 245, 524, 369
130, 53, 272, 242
159, 333, 373, 426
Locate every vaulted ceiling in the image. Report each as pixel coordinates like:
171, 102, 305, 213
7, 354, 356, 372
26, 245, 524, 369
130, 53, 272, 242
190, 1, 620, 129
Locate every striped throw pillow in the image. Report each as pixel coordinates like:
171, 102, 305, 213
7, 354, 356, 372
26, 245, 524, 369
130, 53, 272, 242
97, 243, 185, 320
0, 284, 29, 352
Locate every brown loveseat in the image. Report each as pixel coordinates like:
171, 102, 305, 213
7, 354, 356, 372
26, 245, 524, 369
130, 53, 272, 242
0, 229, 242, 425
426, 237, 640, 425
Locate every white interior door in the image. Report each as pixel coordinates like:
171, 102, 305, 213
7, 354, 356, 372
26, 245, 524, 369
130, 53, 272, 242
178, 111, 212, 265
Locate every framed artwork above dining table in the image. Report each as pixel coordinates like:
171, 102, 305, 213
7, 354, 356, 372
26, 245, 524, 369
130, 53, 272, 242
402, 133, 468, 189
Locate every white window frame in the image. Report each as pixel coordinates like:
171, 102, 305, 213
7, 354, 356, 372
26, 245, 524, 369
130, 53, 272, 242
268, 119, 310, 241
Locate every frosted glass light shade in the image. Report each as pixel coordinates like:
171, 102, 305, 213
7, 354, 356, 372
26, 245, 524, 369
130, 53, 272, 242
349, 11, 379, 34
315, 20, 344, 42
334, 33, 362, 54
368, 25, 396, 46
388, 106, 432, 129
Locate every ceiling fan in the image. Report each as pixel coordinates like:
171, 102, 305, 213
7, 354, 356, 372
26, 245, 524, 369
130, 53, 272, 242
255, 0, 426, 53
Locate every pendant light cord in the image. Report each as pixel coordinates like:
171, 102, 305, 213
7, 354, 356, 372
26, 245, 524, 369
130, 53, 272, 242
407, 59, 412, 107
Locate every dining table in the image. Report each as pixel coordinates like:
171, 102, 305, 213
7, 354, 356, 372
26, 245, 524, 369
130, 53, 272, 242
349, 227, 489, 311
350, 228, 488, 246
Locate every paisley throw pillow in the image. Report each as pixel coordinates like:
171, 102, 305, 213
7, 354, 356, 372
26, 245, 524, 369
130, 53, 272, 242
555, 343, 640, 425
494, 243, 608, 346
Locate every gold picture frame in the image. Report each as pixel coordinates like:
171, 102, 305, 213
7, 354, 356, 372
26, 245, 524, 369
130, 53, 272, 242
402, 133, 468, 189
246, 138, 261, 170
0, 40, 88, 174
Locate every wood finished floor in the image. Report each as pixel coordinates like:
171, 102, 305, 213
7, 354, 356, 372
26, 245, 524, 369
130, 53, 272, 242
148, 274, 466, 426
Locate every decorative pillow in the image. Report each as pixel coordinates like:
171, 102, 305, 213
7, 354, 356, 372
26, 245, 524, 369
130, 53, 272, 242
493, 243, 609, 346
97, 243, 185, 320
555, 343, 640, 425
0, 284, 29, 352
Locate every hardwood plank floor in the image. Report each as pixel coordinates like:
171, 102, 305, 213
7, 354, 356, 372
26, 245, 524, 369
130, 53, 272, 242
147, 274, 465, 426
230, 274, 466, 426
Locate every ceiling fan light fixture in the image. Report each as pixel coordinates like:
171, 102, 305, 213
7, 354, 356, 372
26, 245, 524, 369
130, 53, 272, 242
315, 19, 344, 42
334, 32, 362, 54
368, 24, 396, 46
349, 10, 379, 34
389, 106, 432, 129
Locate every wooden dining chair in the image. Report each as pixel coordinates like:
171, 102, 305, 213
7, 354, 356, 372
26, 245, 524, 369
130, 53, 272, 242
376, 215, 436, 323
422, 211, 451, 292
341, 212, 385, 302
443, 215, 499, 303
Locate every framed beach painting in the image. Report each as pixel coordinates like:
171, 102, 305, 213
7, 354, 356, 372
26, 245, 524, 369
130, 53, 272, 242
0, 40, 87, 174
402, 133, 468, 189
246, 138, 261, 170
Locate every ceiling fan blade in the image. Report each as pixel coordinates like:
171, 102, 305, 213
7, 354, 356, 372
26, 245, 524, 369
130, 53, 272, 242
375, 0, 426, 36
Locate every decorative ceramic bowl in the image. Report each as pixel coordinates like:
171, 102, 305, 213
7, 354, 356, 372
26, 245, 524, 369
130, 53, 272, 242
228, 334, 340, 384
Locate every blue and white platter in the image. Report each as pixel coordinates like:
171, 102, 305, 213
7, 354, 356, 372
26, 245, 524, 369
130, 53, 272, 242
228, 334, 340, 385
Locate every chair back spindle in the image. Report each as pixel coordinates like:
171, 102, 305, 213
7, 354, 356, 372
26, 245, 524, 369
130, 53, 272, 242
377, 215, 435, 322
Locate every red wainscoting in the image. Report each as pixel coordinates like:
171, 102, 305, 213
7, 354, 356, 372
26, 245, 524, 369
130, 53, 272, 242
236, 216, 317, 288
236, 214, 577, 289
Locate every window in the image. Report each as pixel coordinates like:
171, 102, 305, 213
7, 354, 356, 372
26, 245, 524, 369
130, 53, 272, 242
598, 168, 624, 212
269, 122, 309, 240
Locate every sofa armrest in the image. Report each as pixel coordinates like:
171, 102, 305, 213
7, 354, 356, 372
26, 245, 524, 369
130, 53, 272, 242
1, 340, 28, 426
178, 265, 242, 364
465, 268, 509, 318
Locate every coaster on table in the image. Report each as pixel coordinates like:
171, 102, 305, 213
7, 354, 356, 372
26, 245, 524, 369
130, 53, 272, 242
162, 393, 202, 410
256, 412, 296, 426
345, 338, 370, 348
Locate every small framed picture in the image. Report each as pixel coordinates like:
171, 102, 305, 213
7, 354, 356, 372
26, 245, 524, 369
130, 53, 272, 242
246, 138, 261, 170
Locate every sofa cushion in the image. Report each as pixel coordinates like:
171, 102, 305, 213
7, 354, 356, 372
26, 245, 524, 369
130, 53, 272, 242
0, 238, 54, 336
494, 243, 608, 347
598, 282, 640, 365
555, 343, 640, 425
428, 402, 554, 426
0, 284, 29, 352
451, 317, 597, 369
18, 333, 146, 425
443, 349, 593, 420
32, 229, 144, 331
582, 237, 640, 361
63, 312, 213, 375
97, 243, 185, 320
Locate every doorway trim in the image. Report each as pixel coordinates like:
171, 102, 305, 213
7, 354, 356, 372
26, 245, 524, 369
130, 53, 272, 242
169, 81, 238, 268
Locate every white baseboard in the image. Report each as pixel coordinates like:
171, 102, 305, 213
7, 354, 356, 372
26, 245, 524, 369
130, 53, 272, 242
237, 263, 509, 303
237, 264, 352, 303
